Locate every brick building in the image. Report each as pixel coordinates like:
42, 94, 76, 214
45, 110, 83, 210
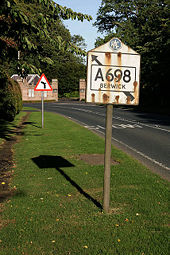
11, 74, 58, 102
79, 79, 86, 101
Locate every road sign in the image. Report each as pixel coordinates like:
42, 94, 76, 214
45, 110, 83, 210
86, 38, 141, 105
34, 73, 53, 91
34, 73, 52, 128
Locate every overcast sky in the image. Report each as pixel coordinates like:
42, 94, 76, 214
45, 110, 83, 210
55, 0, 103, 51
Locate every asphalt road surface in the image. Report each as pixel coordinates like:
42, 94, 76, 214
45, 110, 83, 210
24, 101, 170, 181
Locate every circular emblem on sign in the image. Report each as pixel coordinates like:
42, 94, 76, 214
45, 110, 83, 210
109, 38, 122, 51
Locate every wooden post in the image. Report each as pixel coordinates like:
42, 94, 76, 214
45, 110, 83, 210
41, 91, 44, 128
103, 104, 113, 213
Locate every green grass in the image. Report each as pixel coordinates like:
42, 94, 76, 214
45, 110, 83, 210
0, 110, 169, 255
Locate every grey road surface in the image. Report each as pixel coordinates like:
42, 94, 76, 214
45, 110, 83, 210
24, 101, 170, 181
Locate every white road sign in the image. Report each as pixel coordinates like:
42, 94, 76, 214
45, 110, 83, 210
86, 38, 141, 105
34, 73, 52, 91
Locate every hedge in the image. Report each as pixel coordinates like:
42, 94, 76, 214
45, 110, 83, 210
0, 70, 22, 121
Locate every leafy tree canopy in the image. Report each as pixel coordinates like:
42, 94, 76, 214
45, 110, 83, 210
0, 0, 92, 75
71, 34, 87, 51
0, 0, 91, 120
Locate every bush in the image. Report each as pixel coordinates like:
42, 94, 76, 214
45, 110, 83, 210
63, 91, 79, 98
0, 70, 22, 121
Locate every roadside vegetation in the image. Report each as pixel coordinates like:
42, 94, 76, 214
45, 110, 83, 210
0, 71, 22, 121
0, 0, 90, 121
0, 110, 169, 255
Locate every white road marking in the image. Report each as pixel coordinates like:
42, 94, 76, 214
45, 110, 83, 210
98, 124, 142, 130
112, 137, 170, 171
112, 123, 143, 129
84, 125, 99, 130
96, 129, 170, 171
71, 107, 93, 113
54, 104, 170, 133
97, 125, 105, 130
56, 114, 170, 171
113, 116, 170, 133
98, 123, 142, 130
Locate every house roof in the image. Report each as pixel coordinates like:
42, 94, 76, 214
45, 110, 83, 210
11, 74, 40, 86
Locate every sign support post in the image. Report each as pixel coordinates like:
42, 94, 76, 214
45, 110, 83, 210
86, 37, 141, 213
41, 91, 44, 128
103, 104, 113, 213
34, 73, 53, 129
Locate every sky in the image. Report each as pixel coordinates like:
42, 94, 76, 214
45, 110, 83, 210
55, 0, 104, 51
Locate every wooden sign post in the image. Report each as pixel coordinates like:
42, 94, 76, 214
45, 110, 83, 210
86, 38, 141, 213
103, 104, 113, 212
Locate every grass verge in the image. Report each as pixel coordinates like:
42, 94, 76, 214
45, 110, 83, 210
0, 109, 169, 255
0, 112, 26, 145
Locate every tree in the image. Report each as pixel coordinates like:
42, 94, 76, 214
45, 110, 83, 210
0, 0, 92, 120
0, 0, 92, 75
71, 35, 87, 52
71, 34, 87, 64
94, 0, 169, 108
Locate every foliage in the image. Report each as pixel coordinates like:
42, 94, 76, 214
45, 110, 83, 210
71, 34, 87, 51
0, 0, 92, 75
0, 70, 22, 121
71, 34, 87, 64
55, 61, 86, 96
63, 91, 79, 98
94, 0, 169, 107
19, 19, 87, 96
0, 0, 91, 120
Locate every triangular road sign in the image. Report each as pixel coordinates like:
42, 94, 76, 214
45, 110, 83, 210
34, 73, 53, 91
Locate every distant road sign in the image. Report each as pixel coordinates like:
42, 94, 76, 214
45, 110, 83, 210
34, 73, 52, 91
86, 38, 141, 105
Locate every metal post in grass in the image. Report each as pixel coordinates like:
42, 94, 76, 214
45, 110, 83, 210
34, 74, 53, 129
41, 91, 44, 128
103, 104, 113, 213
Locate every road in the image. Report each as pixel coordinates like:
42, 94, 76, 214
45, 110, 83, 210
24, 101, 170, 181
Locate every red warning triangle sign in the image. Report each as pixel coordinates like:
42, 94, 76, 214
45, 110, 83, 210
34, 73, 53, 91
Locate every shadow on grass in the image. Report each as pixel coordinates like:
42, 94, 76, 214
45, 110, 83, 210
0, 189, 27, 203
22, 121, 41, 129
0, 119, 18, 140
0, 120, 40, 141
32, 155, 103, 210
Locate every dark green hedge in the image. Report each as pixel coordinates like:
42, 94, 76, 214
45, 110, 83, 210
0, 70, 22, 121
